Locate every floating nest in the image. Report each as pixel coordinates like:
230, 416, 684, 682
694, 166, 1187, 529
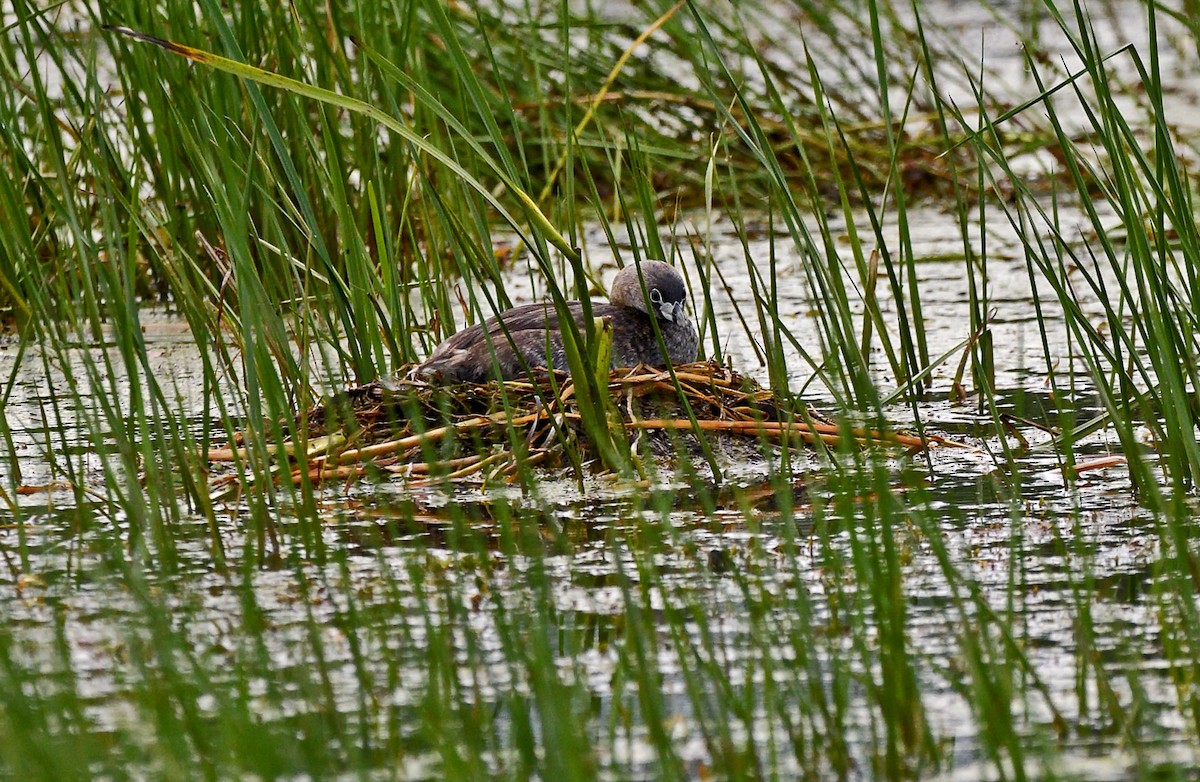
208, 361, 954, 489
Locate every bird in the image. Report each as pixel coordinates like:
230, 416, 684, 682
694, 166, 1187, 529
413, 260, 698, 383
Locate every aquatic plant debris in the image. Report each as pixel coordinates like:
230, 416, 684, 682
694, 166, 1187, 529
206, 362, 965, 490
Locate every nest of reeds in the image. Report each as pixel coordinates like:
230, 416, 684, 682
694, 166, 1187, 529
208, 361, 951, 488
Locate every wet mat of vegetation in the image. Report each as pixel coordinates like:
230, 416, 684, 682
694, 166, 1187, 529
213, 361, 944, 492
4, 0, 1200, 779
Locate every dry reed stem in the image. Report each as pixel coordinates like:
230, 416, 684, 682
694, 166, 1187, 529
624, 417, 954, 451
300, 465, 365, 484
384, 455, 486, 475
332, 410, 548, 463
627, 418, 851, 447
15, 481, 74, 495
207, 433, 346, 463
300, 453, 497, 485
1065, 455, 1127, 476
753, 414, 964, 449
614, 367, 741, 388
445, 451, 512, 480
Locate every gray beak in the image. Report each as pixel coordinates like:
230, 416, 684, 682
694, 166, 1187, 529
658, 301, 685, 323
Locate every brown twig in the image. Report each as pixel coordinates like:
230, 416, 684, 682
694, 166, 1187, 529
332, 411, 548, 464
627, 418, 850, 447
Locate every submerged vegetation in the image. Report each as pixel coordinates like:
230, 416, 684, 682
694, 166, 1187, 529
2, 0, 1200, 778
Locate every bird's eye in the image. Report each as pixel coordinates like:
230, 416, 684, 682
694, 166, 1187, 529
650, 288, 663, 304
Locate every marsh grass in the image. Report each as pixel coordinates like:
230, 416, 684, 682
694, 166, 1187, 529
3, 0, 1200, 779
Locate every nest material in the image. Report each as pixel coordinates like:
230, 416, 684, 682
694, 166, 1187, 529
209, 361, 950, 487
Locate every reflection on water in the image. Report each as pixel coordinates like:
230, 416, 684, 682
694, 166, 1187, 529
0, 256, 1181, 778
5, 0, 1200, 777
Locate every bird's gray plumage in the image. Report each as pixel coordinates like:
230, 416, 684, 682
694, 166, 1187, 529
414, 260, 698, 383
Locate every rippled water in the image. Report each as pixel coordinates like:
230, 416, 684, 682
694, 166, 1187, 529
3, 191, 1183, 778
5, 0, 1200, 779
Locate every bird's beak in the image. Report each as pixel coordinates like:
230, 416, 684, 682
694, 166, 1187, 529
658, 301, 676, 322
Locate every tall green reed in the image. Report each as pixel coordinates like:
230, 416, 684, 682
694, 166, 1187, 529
5, 0, 1200, 780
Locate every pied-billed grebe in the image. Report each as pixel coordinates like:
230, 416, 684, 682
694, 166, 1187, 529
414, 260, 698, 383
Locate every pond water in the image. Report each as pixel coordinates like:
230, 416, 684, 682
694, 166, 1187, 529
3, 190, 1186, 779
4, 0, 1200, 779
